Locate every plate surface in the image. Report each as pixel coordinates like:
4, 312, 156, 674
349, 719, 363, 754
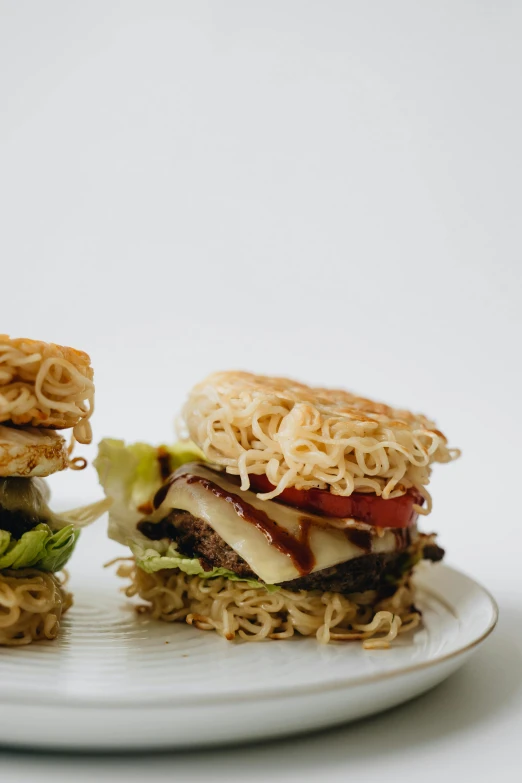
0, 526, 497, 750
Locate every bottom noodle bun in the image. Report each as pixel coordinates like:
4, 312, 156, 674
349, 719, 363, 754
0, 569, 72, 646
117, 561, 421, 649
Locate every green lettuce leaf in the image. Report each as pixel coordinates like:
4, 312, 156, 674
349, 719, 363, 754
0, 474, 109, 574
131, 541, 279, 592
93, 438, 204, 548
0, 523, 79, 572
95, 439, 279, 592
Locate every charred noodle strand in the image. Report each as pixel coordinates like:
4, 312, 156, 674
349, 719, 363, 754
120, 562, 419, 648
0, 569, 72, 646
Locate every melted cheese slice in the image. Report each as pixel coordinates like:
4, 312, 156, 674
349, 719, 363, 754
152, 463, 413, 584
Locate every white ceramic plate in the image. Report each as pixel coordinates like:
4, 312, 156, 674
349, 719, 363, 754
0, 526, 497, 751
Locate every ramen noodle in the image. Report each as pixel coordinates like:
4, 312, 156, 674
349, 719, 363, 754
118, 560, 420, 649
184, 372, 460, 513
0, 569, 72, 646
0, 335, 94, 444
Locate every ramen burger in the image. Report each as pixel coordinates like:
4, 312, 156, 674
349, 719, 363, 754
95, 372, 458, 648
0, 335, 109, 645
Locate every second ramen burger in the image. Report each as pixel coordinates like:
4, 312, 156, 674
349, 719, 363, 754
96, 372, 458, 648
0, 335, 109, 646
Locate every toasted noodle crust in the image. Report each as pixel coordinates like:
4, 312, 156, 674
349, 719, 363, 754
0, 569, 72, 646
0, 335, 95, 444
183, 372, 459, 509
0, 424, 68, 477
118, 560, 420, 648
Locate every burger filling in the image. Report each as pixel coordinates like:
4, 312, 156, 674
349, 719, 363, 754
138, 509, 442, 595
111, 461, 443, 593
0, 476, 110, 572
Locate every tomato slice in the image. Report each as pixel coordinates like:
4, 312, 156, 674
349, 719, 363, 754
248, 475, 422, 528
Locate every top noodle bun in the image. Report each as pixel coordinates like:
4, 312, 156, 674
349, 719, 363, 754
0, 335, 94, 444
183, 371, 457, 505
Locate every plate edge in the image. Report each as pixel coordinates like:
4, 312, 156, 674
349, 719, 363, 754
0, 564, 499, 709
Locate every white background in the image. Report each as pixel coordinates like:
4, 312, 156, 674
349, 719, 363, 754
1, 1, 521, 780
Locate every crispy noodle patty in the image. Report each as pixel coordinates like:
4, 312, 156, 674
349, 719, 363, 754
0, 335, 94, 443
119, 561, 421, 647
183, 371, 458, 507
0, 569, 72, 646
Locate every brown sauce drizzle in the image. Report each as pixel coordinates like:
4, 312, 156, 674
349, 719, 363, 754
157, 446, 173, 482
296, 517, 314, 570
135, 450, 173, 516
392, 527, 412, 550
343, 528, 373, 553
150, 466, 412, 574
153, 479, 171, 510
153, 471, 316, 576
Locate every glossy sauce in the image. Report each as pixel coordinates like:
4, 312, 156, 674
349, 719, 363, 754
136, 449, 174, 515
153, 472, 316, 576
153, 480, 171, 510
149, 468, 414, 577
392, 527, 411, 550
343, 527, 373, 553
157, 447, 173, 482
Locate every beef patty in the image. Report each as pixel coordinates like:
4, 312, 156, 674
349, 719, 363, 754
137, 510, 444, 595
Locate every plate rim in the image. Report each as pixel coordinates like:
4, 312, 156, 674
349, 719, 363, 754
0, 563, 498, 709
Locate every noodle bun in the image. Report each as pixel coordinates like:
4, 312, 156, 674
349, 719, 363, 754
120, 561, 420, 648
0, 424, 68, 477
0, 569, 72, 646
184, 371, 458, 505
0, 335, 95, 444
